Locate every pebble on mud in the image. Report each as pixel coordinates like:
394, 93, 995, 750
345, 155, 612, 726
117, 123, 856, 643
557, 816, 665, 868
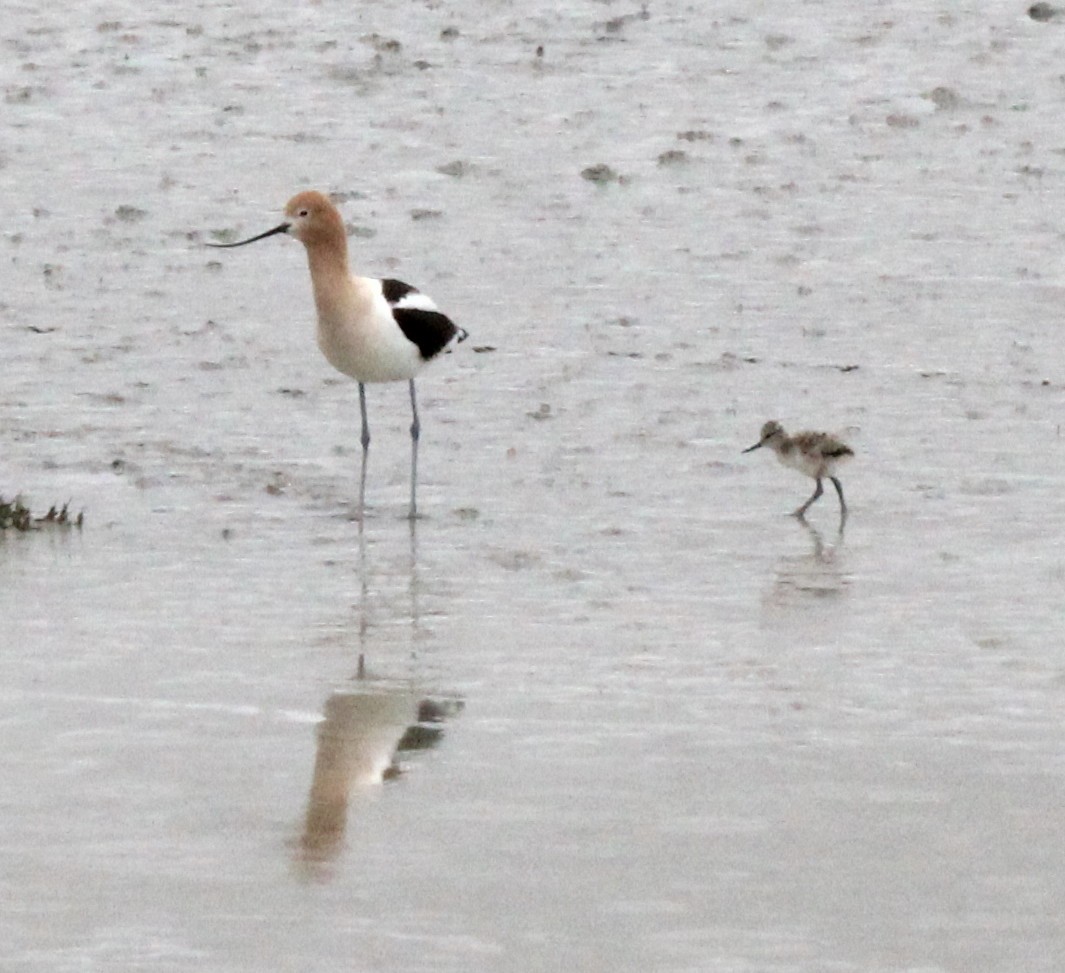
885, 113, 920, 129
363, 34, 401, 53
581, 163, 621, 185
345, 222, 376, 239
1029, 3, 1061, 21
926, 86, 961, 110
657, 149, 688, 166
436, 160, 472, 178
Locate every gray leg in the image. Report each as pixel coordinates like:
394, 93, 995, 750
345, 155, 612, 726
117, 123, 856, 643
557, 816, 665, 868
357, 382, 370, 518
830, 476, 847, 515
794, 477, 823, 518
358, 383, 371, 450
408, 379, 420, 520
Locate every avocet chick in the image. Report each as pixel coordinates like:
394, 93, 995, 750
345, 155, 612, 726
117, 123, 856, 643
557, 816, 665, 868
742, 420, 853, 518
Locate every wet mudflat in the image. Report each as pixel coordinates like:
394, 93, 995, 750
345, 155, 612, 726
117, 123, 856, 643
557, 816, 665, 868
3, 1, 1065, 970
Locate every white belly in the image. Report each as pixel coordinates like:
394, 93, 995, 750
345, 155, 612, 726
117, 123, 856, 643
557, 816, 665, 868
779, 451, 821, 479
316, 292, 424, 384
778, 449, 847, 480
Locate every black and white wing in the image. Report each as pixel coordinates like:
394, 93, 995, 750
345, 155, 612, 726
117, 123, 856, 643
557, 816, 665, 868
381, 278, 468, 362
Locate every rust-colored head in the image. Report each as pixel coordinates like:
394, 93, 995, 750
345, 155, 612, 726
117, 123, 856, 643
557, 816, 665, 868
282, 191, 347, 250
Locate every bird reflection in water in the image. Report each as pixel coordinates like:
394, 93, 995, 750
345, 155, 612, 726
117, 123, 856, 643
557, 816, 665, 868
769, 515, 849, 605
297, 685, 462, 867
296, 519, 462, 871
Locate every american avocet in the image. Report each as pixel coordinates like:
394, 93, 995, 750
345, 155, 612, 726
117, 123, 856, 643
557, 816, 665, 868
742, 420, 853, 518
209, 191, 467, 519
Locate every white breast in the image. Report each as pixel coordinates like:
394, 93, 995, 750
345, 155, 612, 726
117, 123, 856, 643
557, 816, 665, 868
315, 277, 425, 384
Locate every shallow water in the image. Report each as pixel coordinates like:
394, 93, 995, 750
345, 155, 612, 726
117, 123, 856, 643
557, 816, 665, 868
3, 1, 1065, 970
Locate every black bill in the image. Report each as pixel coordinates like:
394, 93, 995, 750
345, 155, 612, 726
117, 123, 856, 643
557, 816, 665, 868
206, 222, 290, 248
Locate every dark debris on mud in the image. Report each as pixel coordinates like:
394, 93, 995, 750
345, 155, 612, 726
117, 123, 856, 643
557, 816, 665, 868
1029, 3, 1063, 22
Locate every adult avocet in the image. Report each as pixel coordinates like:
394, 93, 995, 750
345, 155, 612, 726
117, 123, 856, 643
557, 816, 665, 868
209, 191, 467, 519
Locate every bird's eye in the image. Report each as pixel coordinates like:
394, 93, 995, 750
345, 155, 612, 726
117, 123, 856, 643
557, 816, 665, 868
298, 209, 309, 217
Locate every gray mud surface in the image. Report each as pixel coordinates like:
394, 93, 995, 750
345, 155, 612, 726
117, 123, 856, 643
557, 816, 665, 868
3, 2, 1065, 970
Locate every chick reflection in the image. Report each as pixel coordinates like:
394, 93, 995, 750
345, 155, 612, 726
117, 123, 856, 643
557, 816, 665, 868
769, 516, 848, 605
299, 684, 462, 864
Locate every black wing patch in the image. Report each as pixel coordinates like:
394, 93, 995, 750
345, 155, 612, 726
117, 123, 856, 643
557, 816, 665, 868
381, 278, 419, 305
393, 307, 463, 360
825, 444, 854, 458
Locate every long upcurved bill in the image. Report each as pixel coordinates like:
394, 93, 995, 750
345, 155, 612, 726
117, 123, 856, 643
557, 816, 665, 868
206, 222, 290, 248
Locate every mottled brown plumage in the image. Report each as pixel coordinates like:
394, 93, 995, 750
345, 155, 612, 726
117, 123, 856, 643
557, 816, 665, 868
743, 420, 853, 517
